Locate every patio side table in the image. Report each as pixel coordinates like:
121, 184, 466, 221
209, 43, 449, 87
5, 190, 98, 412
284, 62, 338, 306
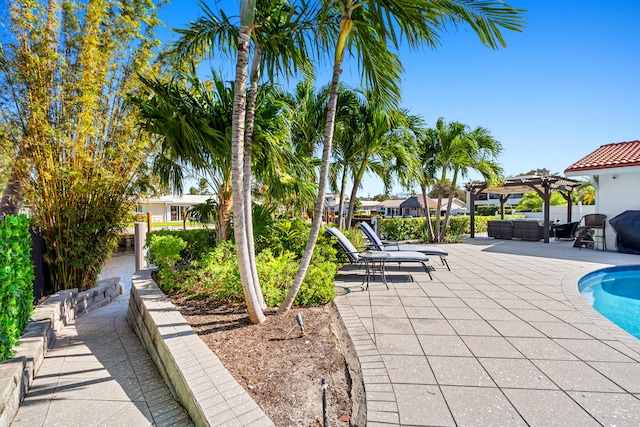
360, 251, 390, 291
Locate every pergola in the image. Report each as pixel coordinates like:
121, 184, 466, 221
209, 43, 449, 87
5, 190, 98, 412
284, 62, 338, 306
465, 175, 583, 243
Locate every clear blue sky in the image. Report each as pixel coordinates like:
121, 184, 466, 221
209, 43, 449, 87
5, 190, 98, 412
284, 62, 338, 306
157, 0, 640, 198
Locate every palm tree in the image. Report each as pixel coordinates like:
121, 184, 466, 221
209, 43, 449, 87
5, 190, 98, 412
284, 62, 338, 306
253, 86, 319, 214
328, 85, 365, 228
432, 118, 465, 240
172, 0, 318, 323
279, 0, 526, 312
344, 93, 418, 228
131, 72, 236, 240
432, 118, 503, 241
401, 125, 440, 241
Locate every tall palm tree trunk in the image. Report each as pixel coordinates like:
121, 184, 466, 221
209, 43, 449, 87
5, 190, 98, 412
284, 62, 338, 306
435, 168, 448, 242
440, 168, 459, 242
421, 185, 435, 242
346, 157, 367, 228
243, 45, 266, 310
278, 61, 342, 313
337, 164, 348, 228
346, 175, 362, 229
231, 16, 265, 324
216, 185, 233, 241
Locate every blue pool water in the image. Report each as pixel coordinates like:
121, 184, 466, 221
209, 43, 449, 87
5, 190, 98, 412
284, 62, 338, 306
579, 265, 640, 339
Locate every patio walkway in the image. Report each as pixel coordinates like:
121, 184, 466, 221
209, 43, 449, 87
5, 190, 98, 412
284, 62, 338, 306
11, 251, 193, 426
334, 237, 640, 426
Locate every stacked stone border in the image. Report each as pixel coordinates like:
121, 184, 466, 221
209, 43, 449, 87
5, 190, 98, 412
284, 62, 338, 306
127, 270, 274, 427
0, 278, 122, 426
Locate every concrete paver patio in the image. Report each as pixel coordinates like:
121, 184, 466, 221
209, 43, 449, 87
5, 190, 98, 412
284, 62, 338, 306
11, 252, 193, 427
334, 237, 640, 427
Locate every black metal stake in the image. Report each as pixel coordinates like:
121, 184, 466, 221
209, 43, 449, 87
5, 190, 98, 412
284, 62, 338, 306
296, 312, 304, 336
322, 377, 328, 427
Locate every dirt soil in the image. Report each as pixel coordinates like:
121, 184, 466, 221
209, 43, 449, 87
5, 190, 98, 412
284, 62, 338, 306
168, 295, 355, 427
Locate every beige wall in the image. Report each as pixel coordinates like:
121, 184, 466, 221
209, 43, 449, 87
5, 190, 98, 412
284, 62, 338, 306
138, 203, 167, 223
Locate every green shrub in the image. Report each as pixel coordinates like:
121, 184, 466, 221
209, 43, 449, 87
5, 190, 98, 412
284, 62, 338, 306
256, 250, 298, 306
148, 235, 186, 269
379, 218, 428, 241
156, 226, 338, 308
475, 205, 501, 216
343, 227, 366, 251
256, 249, 336, 307
297, 261, 337, 306
183, 241, 243, 302
147, 229, 217, 262
255, 218, 310, 257
446, 216, 470, 242
0, 215, 35, 361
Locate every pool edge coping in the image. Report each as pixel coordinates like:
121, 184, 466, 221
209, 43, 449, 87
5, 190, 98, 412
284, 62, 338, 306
562, 263, 640, 358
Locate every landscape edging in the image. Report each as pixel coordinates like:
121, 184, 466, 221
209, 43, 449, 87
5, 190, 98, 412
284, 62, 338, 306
127, 270, 274, 427
0, 277, 122, 426
329, 301, 366, 426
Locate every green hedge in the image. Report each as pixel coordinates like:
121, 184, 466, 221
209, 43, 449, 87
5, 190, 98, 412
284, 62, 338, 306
379, 215, 525, 242
379, 217, 470, 242
146, 229, 218, 263
0, 215, 35, 361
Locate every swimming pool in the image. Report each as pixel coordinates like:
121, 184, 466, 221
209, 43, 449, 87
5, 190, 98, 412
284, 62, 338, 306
579, 265, 640, 339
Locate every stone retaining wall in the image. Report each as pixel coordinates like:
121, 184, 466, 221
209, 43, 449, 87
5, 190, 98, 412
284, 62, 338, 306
0, 278, 122, 426
127, 270, 273, 427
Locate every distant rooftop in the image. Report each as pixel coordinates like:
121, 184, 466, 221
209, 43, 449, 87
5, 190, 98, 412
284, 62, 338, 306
565, 140, 640, 173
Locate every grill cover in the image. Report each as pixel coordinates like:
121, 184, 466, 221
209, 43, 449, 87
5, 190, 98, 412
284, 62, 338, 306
609, 210, 640, 255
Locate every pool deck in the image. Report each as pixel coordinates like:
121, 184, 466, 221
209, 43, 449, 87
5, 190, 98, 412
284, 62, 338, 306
334, 237, 640, 426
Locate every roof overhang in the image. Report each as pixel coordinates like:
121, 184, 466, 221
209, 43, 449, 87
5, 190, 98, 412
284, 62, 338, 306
566, 165, 640, 177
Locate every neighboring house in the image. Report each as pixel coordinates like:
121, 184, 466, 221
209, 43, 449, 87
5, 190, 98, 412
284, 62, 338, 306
136, 195, 214, 223
322, 194, 466, 220
378, 199, 404, 217
323, 194, 350, 216
565, 140, 640, 250
323, 195, 405, 217
400, 195, 466, 217
360, 200, 386, 215
324, 196, 393, 216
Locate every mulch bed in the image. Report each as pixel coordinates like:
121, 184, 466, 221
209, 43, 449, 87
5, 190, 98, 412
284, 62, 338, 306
168, 295, 353, 427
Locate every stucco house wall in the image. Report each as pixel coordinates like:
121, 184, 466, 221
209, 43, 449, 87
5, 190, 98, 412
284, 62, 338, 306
565, 140, 640, 251
591, 167, 640, 249
136, 195, 212, 223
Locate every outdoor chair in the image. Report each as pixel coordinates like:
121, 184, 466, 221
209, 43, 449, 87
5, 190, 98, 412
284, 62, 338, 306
551, 221, 579, 240
324, 226, 433, 280
358, 222, 450, 270
576, 213, 607, 251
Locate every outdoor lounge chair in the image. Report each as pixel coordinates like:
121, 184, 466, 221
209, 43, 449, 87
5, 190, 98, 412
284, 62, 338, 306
359, 222, 450, 271
324, 226, 433, 280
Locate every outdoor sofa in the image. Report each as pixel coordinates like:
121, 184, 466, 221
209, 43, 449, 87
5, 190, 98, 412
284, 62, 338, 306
487, 219, 544, 241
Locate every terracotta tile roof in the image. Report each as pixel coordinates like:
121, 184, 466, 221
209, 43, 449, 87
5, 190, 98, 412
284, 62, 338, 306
565, 140, 640, 173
